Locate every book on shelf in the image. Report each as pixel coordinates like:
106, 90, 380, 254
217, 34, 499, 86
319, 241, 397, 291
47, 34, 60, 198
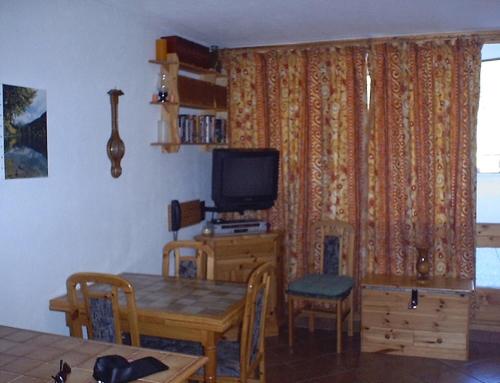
178, 114, 227, 144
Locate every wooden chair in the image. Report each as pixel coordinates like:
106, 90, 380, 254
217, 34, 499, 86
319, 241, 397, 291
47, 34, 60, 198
287, 219, 355, 353
230, 261, 273, 383
66, 272, 140, 346
162, 240, 214, 280
196, 261, 273, 383
147, 262, 273, 383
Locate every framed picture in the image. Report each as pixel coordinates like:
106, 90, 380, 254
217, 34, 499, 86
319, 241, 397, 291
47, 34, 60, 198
2, 84, 48, 179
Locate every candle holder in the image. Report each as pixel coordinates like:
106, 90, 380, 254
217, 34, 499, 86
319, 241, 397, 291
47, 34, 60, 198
416, 247, 430, 282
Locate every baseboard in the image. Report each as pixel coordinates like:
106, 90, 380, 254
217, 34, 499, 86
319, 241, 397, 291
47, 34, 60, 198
470, 329, 500, 344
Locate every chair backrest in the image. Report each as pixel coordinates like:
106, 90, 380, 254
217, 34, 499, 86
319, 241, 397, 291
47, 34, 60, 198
309, 219, 355, 277
239, 262, 273, 382
66, 272, 140, 346
162, 240, 214, 280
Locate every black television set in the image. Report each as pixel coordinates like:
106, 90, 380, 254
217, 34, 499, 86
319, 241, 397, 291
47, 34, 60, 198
211, 148, 280, 213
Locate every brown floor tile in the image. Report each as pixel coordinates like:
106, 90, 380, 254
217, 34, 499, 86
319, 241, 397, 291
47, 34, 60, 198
460, 358, 500, 383
0, 371, 18, 383
265, 327, 500, 383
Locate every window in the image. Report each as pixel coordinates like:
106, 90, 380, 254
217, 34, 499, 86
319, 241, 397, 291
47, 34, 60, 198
476, 43, 500, 288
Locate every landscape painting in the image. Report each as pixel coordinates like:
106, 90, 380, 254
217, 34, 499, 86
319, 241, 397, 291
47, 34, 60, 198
3, 84, 48, 179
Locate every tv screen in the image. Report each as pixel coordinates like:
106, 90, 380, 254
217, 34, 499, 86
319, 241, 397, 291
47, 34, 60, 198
212, 148, 279, 213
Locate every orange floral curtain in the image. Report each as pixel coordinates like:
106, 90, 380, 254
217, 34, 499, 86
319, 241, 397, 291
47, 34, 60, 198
361, 38, 482, 279
224, 47, 367, 283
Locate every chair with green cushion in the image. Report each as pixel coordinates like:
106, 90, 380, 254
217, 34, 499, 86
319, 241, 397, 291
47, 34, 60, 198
287, 219, 355, 353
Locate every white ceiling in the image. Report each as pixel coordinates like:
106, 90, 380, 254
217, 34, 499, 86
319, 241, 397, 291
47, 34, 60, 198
105, 0, 500, 48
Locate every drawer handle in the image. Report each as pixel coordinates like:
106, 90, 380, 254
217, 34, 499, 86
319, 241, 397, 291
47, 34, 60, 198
408, 289, 418, 309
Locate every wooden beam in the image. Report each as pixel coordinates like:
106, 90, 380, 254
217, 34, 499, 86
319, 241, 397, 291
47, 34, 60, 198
476, 223, 500, 248
224, 29, 500, 52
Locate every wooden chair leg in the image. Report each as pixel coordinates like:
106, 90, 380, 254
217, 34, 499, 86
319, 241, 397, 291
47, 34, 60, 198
308, 312, 315, 333
259, 354, 266, 383
288, 296, 294, 348
336, 301, 342, 353
348, 294, 354, 337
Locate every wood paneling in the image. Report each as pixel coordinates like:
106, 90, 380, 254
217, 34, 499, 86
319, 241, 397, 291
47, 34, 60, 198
476, 223, 500, 247
472, 288, 500, 331
472, 223, 500, 331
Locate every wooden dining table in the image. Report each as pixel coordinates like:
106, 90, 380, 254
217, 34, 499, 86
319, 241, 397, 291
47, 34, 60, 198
0, 324, 207, 383
49, 272, 248, 383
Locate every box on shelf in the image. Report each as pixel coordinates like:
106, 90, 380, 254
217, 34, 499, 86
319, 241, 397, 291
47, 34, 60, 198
214, 85, 227, 109
178, 76, 216, 109
161, 35, 211, 69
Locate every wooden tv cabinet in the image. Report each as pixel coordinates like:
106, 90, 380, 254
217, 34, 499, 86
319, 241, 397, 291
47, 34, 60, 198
361, 274, 473, 361
195, 231, 283, 336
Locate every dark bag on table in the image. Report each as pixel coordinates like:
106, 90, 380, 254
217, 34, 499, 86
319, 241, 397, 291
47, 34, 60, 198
93, 355, 168, 383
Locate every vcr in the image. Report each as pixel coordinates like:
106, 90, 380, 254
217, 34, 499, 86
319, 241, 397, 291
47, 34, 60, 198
208, 219, 268, 235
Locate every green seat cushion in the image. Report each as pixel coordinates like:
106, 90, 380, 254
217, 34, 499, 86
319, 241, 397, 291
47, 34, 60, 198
287, 274, 353, 300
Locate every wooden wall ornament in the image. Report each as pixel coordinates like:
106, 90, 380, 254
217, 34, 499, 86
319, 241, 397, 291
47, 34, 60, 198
107, 89, 125, 178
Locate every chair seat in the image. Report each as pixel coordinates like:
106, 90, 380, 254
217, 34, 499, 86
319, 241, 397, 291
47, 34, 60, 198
141, 335, 203, 355
287, 274, 353, 300
141, 336, 241, 377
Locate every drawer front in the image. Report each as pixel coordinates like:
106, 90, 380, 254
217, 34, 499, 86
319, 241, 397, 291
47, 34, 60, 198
214, 254, 276, 283
362, 327, 466, 349
361, 327, 468, 360
212, 238, 276, 258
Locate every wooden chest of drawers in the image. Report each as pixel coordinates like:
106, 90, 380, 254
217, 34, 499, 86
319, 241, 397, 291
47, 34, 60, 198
195, 232, 283, 336
361, 275, 473, 361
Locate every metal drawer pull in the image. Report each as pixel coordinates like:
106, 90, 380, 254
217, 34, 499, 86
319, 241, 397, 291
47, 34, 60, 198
408, 289, 418, 309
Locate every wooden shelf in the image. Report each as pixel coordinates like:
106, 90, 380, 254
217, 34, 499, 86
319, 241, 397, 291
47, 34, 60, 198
151, 100, 225, 112
149, 100, 224, 112
150, 101, 179, 107
149, 59, 226, 78
151, 142, 228, 153
149, 52, 228, 153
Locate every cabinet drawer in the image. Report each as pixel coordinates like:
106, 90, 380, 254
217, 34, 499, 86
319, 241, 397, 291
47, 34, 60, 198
212, 239, 276, 257
197, 232, 283, 337
362, 326, 467, 357
214, 255, 275, 282
362, 309, 467, 332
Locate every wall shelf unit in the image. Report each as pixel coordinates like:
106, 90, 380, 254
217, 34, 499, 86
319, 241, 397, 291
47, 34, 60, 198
149, 53, 228, 153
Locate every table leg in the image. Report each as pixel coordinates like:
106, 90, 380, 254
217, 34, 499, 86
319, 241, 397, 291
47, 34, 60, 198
202, 332, 217, 383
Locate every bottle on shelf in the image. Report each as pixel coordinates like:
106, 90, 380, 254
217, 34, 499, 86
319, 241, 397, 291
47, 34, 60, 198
157, 72, 169, 103
157, 119, 170, 143
149, 44, 228, 152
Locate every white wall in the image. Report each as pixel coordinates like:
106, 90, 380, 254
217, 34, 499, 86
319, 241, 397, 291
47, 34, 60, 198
0, 0, 211, 334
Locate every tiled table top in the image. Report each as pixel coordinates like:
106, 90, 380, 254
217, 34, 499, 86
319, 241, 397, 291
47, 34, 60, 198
0, 325, 207, 383
51, 273, 247, 318
123, 273, 247, 317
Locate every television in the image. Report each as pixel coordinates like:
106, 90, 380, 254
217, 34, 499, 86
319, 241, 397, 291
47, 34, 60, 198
212, 148, 280, 213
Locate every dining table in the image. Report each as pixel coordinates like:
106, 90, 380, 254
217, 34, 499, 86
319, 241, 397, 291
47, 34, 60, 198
0, 324, 207, 383
49, 272, 248, 383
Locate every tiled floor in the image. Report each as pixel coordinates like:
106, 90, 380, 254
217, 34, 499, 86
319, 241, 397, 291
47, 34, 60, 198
266, 328, 500, 383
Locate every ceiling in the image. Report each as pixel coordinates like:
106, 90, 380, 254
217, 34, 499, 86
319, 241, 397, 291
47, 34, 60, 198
105, 0, 500, 48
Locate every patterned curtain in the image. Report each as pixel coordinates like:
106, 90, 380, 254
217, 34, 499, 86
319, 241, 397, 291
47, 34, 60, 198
224, 47, 367, 284
362, 38, 482, 279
